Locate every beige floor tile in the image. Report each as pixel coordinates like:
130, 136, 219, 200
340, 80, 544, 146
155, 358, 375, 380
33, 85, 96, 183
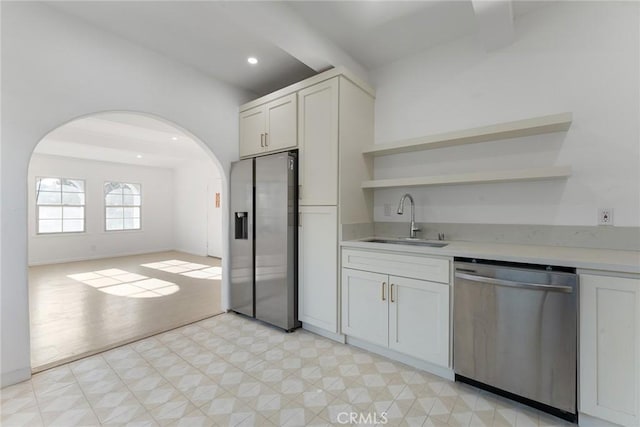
200, 391, 253, 426
102, 411, 159, 427
293, 387, 334, 414
249, 393, 288, 420
317, 397, 359, 424
148, 398, 198, 427
273, 398, 325, 427
134, 383, 184, 410
385, 398, 417, 423
166, 408, 215, 427
1, 408, 45, 427
307, 415, 333, 427
9, 311, 579, 427
183, 380, 226, 409
424, 416, 451, 427
470, 410, 496, 427
40, 406, 100, 427
0, 387, 38, 416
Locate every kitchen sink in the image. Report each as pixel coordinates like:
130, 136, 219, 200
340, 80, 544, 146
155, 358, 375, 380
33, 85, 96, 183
360, 237, 448, 248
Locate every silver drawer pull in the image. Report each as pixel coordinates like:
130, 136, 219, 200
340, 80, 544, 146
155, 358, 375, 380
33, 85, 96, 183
455, 272, 573, 293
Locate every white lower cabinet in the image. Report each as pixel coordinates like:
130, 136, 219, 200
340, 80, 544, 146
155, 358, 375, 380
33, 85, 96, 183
341, 249, 451, 367
341, 269, 389, 347
389, 276, 449, 368
580, 273, 640, 427
298, 206, 338, 333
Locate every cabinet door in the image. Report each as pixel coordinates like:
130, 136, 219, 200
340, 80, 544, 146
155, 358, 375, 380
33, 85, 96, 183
388, 276, 449, 367
298, 206, 338, 333
341, 268, 389, 348
239, 105, 265, 157
265, 93, 297, 153
580, 274, 640, 427
298, 79, 339, 206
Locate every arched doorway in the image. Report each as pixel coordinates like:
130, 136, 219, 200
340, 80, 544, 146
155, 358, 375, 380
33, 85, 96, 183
27, 111, 226, 372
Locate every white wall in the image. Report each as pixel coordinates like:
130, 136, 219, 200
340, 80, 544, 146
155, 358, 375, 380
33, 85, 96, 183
28, 155, 174, 265
1, 2, 251, 386
371, 1, 640, 227
173, 160, 221, 257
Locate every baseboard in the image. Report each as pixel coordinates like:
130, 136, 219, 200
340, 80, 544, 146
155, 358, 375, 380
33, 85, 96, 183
173, 248, 208, 257
302, 323, 346, 344
578, 413, 624, 427
346, 336, 455, 381
1, 368, 31, 388
28, 247, 176, 266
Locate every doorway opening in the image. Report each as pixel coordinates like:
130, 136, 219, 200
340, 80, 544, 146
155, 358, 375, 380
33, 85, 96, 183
28, 112, 224, 372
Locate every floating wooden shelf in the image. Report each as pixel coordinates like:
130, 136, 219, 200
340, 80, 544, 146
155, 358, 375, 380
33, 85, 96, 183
361, 166, 572, 189
362, 112, 573, 156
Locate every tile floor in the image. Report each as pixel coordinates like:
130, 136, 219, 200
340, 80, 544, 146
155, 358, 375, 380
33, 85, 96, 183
29, 251, 222, 371
2, 312, 575, 427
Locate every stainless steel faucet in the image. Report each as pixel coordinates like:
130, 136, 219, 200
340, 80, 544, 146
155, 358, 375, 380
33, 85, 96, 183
397, 193, 421, 238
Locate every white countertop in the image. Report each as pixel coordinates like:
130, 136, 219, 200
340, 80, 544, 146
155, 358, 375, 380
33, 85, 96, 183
341, 238, 640, 274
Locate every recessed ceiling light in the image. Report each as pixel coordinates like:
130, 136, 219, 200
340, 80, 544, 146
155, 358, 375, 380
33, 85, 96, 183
136, 154, 143, 159
247, 57, 258, 65
171, 136, 178, 141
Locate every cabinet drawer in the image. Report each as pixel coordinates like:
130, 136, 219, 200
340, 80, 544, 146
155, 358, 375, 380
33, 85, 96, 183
342, 249, 450, 284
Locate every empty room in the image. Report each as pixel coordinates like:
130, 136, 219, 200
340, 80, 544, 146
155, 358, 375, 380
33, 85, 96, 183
27, 112, 225, 371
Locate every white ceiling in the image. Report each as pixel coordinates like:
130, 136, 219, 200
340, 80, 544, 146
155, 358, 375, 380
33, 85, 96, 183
287, 1, 477, 69
46, 1, 553, 96
46, 1, 317, 96
34, 113, 218, 171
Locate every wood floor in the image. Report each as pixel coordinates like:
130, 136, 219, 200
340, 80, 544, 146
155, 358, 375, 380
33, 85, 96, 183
29, 251, 222, 372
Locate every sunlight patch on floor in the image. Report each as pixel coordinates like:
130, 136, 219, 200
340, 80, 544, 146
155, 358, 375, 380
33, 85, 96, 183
140, 260, 222, 280
67, 269, 179, 298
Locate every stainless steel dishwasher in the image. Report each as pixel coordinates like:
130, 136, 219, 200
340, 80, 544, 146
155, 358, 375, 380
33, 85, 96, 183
453, 258, 578, 422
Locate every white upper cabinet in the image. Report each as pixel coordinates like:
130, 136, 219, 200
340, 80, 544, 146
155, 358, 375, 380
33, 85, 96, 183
239, 93, 297, 157
239, 105, 266, 158
298, 79, 339, 206
580, 273, 640, 427
265, 93, 297, 152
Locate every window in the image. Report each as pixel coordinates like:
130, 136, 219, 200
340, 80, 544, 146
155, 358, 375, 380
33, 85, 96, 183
104, 182, 141, 231
36, 177, 85, 234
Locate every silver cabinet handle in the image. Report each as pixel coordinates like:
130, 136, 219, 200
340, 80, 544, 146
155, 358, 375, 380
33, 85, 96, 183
264, 132, 269, 146
390, 284, 395, 302
454, 272, 573, 293
381, 282, 386, 301
260, 133, 264, 147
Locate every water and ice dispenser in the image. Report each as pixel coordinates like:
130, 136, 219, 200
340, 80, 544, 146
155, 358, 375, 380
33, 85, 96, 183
234, 212, 248, 239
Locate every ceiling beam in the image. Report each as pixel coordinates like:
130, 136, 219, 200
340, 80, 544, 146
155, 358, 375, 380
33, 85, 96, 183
471, 0, 515, 51
219, 2, 369, 82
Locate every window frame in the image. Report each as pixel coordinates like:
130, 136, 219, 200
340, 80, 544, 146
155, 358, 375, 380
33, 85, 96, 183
103, 181, 142, 232
35, 176, 86, 235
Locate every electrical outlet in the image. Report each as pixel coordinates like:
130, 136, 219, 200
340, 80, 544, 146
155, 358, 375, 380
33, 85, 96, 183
598, 208, 614, 226
383, 204, 392, 217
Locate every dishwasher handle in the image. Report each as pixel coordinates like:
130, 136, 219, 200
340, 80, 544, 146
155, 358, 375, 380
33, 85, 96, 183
455, 271, 574, 293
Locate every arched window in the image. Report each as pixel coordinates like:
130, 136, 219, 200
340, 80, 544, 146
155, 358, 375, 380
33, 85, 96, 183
104, 181, 141, 231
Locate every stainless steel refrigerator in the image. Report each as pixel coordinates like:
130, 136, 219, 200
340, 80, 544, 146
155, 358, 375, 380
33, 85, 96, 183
229, 151, 300, 331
